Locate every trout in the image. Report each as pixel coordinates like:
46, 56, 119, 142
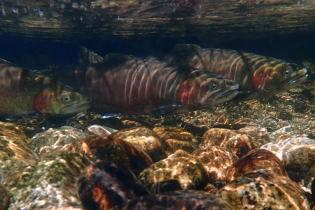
171, 44, 308, 94
0, 59, 89, 115
71, 48, 239, 113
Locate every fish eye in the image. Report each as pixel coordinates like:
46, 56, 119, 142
61, 95, 72, 103
211, 83, 217, 90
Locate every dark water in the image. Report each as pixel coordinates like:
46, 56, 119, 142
1, 27, 315, 210
0, 32, 314, 69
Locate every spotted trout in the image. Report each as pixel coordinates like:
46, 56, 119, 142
171, 44, 308, 94
0, 59, 89, 115
71, 48, 239, 113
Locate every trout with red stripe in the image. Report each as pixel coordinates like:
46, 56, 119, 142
0, 59, 89, 115
73, 48, 239, 113
171, 44, 308, 93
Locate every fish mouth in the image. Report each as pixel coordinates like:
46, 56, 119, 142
287, 68, 308, 86
59, 101, 91, 114
213, 84, 240, 104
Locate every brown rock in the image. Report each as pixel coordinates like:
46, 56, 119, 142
85, 135, 153, 175
202, 128, 238, 146
123, 191, 233, 210
138, 150, 208, 191
202, 128, 255, 158
79, 163, 231, 210
153, 126, 198, 155
219, 171, 310, 210
203, 183, 219, 194
79, 162, 149, 210
0, 121, 38, 164
111, 127, 165, 161
238, 126, 271, 147
121, 119, 145, 128
226, 149, 287, 181
262, 136, 315, 182
192, 146, 236, 183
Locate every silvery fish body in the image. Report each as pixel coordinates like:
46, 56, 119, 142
75, 49, 239, 113
171, 44, 308, 93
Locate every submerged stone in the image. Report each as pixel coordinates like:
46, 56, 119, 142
85, 135, 153, 175
138, 150, 208, 191
225, 149, 287, 181
202, 128, 238, 146
5, 152, 89, 210
153, 126, 199, 155
203, 183, 219, 194
0, 121, 38, 191
201, 128, 255, 158
237, 126, 271, 147
79, 162, 232, 210
30, 126, 91, 157
79, 162, 149, 210
0, 124, 94, 210
219, 171, 310, 210
124, 191, 233, 210
111, 126, 165, 162
0, 121, 38, 164
262, 136, 315, 185
192, 146, 236, 184
87, 124, 116, 137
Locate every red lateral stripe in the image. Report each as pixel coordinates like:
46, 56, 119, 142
251, 74, 262, 91
176, 80, 196, 105
251, 68, 273, 91
33, 90, 51, 113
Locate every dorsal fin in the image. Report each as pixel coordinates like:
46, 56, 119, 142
97, 53, 135, 70
103, 53, 133, 64
79, 47, 134, 69
170, 44, 202, 70
79, 47, 105, 65
172, 44, 201, 56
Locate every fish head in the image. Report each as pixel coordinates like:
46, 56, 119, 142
34, 84, 90, 115
177, 71, 239, 107
251, 63, 308, 93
